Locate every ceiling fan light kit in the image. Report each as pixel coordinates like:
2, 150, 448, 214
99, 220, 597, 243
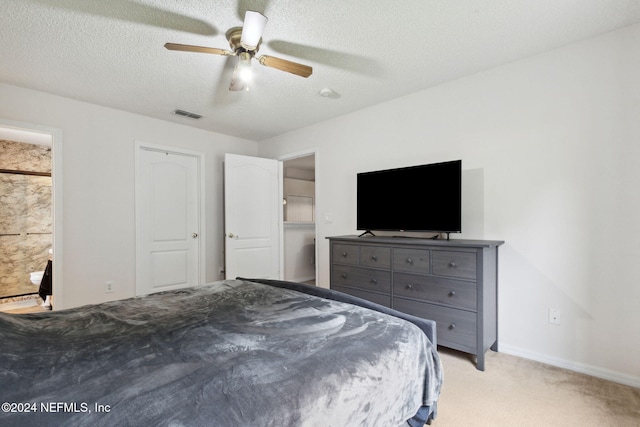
229, 51, 253, 92
165, 10, 313, 92
240, 11, 267, 50
237, 52, 253, 80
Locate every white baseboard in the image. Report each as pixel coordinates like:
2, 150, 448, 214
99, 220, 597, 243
500, 343, 640, 389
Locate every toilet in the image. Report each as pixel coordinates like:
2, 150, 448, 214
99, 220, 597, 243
30, 271, 44, 285
30, 249, 52, 286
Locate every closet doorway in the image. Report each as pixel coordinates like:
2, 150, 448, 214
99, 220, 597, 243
281, 152, 317, 285
0, 122, 60, 311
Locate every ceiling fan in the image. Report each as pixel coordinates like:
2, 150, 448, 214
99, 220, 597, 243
165, 11, 312, 91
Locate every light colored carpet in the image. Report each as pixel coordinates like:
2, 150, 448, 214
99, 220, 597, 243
433, 348, 640, 426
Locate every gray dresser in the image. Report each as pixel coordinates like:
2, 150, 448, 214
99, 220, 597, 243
327, 235, 504, 370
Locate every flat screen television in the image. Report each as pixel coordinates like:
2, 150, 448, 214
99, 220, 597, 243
357, 160, 461, 236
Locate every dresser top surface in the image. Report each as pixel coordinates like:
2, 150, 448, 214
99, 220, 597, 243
327, 235, 504, 248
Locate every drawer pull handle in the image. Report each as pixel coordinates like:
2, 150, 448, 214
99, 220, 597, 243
449, 323, 456, 330
407, 258, 413, 264
371, 255, 378, 261
341, 273, 347, 279
449, 262, 457, 268
406, 284, 413, 290
341, 252, 347, 258
370, 278, 377, 285
449, 291, 456, 297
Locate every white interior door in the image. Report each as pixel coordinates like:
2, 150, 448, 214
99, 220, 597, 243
136, 146, 201, 295
224, 153, 282, 280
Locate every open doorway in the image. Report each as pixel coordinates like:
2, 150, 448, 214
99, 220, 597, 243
0, 126, 53, 312
0, 121, 60, 312
282, 153, 316, 285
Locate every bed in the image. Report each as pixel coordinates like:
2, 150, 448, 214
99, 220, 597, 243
0, 278, 443, 426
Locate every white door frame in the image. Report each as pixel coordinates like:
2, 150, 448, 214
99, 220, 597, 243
135, 141, 206, 294
277, 148, 319, 285
0, 119, 64, 308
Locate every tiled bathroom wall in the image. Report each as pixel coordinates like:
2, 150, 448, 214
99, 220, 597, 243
0, 140, 52, 298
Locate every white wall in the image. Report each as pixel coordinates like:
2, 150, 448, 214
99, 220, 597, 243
283, 224, 315, 283
283, 166, 316, 283
0, 83, 258, 308
284, 177, 315, 222
258, 24, 640, 386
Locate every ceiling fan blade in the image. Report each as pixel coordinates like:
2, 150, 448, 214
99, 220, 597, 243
212, 56, 244, 105
164, 43, 233, 56
257, 55, 312, 78
241, 11, 268, 50
268, 40, 383, 77
37, 1, 218, 36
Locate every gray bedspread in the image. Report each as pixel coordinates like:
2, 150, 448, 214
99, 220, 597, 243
0, 279, 442, 426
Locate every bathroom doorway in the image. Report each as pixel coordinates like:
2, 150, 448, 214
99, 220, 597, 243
281, 152, 317, 285
0, 123, 56, 311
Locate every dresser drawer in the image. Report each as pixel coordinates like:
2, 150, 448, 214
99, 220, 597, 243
332, 285, 391, 308
393, 272, 477, 311
432, 250, 477, 280
331, 265, 391, 293
328, 235, 503, 371
360, 246, 391, 269
393, 298, 477, 350
393, 248, 430, 274
332, 244, 359, 266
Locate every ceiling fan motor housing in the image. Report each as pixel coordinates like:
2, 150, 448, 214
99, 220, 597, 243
226, 27, 260, 56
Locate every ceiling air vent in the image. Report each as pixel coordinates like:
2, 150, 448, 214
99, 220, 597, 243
173, 109, 203, 119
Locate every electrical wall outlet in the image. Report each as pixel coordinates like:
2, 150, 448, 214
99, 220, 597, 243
549, 308, 561, 325
105, 281, 114, 293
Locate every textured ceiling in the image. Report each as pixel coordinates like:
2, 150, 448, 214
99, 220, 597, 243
2, 0, 640, 141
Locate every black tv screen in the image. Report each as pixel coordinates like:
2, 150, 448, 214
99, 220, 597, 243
357, 160, 461, 234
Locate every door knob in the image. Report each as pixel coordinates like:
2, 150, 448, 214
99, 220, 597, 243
192, 233, 198, 238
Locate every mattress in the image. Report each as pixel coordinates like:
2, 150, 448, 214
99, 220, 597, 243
0, 279, 442, 426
